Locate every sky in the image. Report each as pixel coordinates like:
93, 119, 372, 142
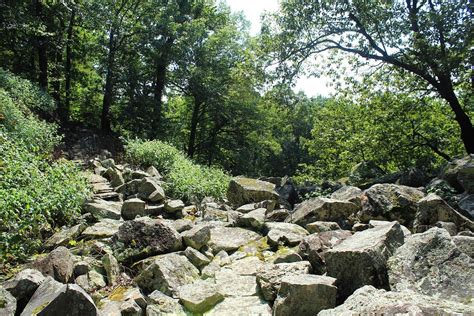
225, 0, 335, 97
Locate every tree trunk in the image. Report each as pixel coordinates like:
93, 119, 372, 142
35, 0, 48, 90
63, 8, 75, 123
187, 98, 202, 158
101, 28, 116, 133
437, 78, 474, 154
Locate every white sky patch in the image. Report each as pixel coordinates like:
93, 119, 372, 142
225, 0, 335, 97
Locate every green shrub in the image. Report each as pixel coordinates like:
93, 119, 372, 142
0, 69, 56, 115
0, 134, 90, 263
125, 139, 230, 201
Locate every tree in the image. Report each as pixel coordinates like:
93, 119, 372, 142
264, 0, 473, 153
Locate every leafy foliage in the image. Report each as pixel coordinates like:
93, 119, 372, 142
125, 139, 230, 201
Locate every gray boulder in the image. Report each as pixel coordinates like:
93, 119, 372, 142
206, 296, 271, 316
306, 221, 341, 234
184, 247, 211, 268
453, 235, 474, 258
256, 261, 312, 302
44, 224, 87, 249
360, 183, 425, 226
288, 197, 359, 227
34, 246, 74, 283
82, 219, 123, 239
146, 290, 186, 316
178, 280, 224, 313
121, 198, 146, 220
21, 277, 98, 316
319, 285, 474, 315
207, 226, 261, 254
387, 227, 474, 304
330, 186, 362, 205
441, 154, 474, 193
3, 268, 44, 307
264, 222, 309, 248
0, 286, 16, 316
237, 208, 266, 231
181, 225, 211, 250
164, 200, 185, 213
227, 177, 279, 207
98, 286, 146, 316
113, 217, 183, 263
84, 199, 122, 220
138, 178, 165, 202
134, 253, 199, 297
325, 222, 404, 299
459, 194, 474, 219
273, 275, 337, 316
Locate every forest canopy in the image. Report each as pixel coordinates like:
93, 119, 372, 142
0, 0, 471, 181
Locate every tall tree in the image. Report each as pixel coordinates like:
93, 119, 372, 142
264, 0, 474, 153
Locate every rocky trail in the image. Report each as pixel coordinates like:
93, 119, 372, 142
1, 155, 474, 315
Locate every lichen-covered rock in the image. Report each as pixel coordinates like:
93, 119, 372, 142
215, 268, 259, 297
184, 247, 211, 268
34, 246, 74, 283
237, 208, 266, 231
227, 177, 279, 207
205, 296, 271, 316
288, 197, 359, 227
146, 290, 186, 316
319, 285, 474, 315
273, 275, 337, 316
138, 178, 165, 202
181, 224, 211, 250
330, 186, 362, 205
121, 198, 146, 220
325, 222, 404, 299
103, 167, 125, 188
82, 219, 123, 239
98, 286, 146, 316
298, 230, 352, 274
0, 286, 16, 316
256, 261, 311, 302
387, 227, 474, 304
44, 223, 87, 249
453, 235, 474, 258
360, 183, 425, 227
264, 222, 309, 248
3, 269, 45, 305
113, 217, 183, 263
84, 199, 122, 220
134, 253, 199, 297
441, 154, 474, 193
305, 221, 341, 234
207, 226, 261, 254
178, 280, 224, 313
102, 253, 120, 285
164, 199, 185, 213
21, 277, 98, 316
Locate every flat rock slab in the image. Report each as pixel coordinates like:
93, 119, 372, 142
388, 227, 474, 304
325, 221, 404, 299
82, 219, 123, 239
44, 223, 87, 249
21, 277, 98, 316
178, 280, 224, 313
273, 274, 337, 316
134, 253, 199, 297
207, 226, 261, 254
204, 296, 271, 316
215, 269, 258, 297
227, 177, 279, 207
319, 285, 474, 315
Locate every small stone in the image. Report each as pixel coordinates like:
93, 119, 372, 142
273, 248, 302, 264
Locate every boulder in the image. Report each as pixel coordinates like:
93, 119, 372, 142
98, 286, 146, 316
103, 167, 125, 188
0, 286, 16, 316
102, 253, 120, 285
227, 177, 279, 207
3, 268, 44, 308
237, 208, 266, 231
414, 193, 474, 232
265, 209, 290, 222
330, 186, 362, 205
134, 253, 199, 297
225, 256, 265, 276
34, 246, 74, 283
453, 235, 474, 258
164, 200, 185, 213
75, 270, 106, 291
146, 290, 186, 316
256, 261, 312, 302
121, 198, 146, 220
113, 217, 183, 263
387, 227, 474, 304
44, 223, 87, 249
205, 296, 271, 316
272, 248, 302, 264
21, 277, 98, 316
207, 226, 261, 254
146, 166, 162, 178
273, 275, 337, 316
215, 268, 258, 297
397, 168, 429, 187
360, 183, 425, 226
325, 222, 404, 299
288, 197, 359, 227
168, 219, 193, 233
264, 222, 309, 248
305, 221, 341, 234
138, 178, 165, 202
440, 154, 474, 193
116, 179, 142, 197
458, 194, 474, 219
319, 285, 474, 315
82, 219, 123, 239
84, 199, 122, 220
178, 280, 224, 313
184, 247, 211, 268
236, 203, 257, 214
181, 225, 211, 250
298, 230, 352, 274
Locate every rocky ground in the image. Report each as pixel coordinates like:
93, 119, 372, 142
1, 154, 473, 315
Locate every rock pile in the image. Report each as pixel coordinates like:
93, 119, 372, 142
1, 156, 473, 315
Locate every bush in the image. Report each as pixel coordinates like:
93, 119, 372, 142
125, 139, 230, 201
0, 70, 90, 264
